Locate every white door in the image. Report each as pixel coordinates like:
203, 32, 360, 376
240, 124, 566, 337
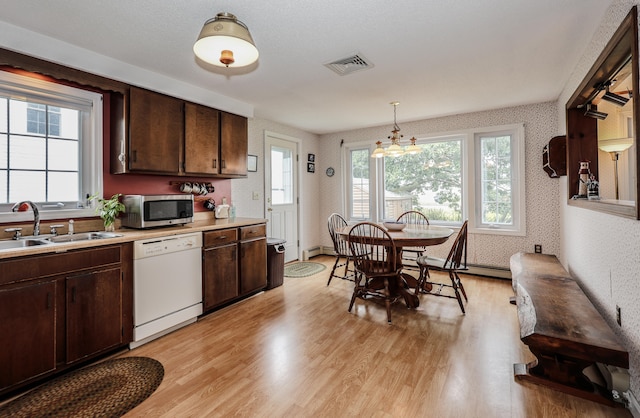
265, 133, 299, 262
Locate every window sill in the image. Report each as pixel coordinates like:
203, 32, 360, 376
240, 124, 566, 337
568, 198, 636, 219
469, 226, 525, 237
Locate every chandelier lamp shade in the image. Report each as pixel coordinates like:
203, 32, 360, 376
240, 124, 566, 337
193, 12, 259, 67
371, 102, 422, 158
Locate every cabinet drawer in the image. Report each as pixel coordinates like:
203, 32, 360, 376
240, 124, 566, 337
0, 245, 122, 286
204, 228, 238, 247
240, 224, 266, 240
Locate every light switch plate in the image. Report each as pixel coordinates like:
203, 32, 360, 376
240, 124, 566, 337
252, 192, 259, 200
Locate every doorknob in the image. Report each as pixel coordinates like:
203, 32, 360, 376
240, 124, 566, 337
267, 208, 273, 212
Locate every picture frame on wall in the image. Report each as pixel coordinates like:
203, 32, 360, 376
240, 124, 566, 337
307, 162, 315, 173
307, 153, 315, 162
247, 155, 258, 172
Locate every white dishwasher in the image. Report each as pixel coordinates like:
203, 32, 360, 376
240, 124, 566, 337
131, 232, 203, 349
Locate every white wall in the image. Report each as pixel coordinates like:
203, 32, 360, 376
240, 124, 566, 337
557, 0, 640, 402
232, 117, 321, 258
318, 101, 559, 268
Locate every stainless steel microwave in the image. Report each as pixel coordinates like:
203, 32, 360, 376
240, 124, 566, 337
121, 194, 194, 229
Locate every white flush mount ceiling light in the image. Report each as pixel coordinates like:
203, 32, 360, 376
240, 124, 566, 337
371, 102, 421, 158
193, 12, 259, 67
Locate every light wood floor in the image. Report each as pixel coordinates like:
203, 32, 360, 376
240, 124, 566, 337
122, 256, 631, 417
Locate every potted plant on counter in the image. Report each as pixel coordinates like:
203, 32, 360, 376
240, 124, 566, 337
90, 193, 125, 232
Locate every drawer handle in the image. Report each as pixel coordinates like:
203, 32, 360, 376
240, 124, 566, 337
217, 235, 227, 240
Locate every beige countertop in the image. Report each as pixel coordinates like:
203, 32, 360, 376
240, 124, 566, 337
0, 217, 267, 260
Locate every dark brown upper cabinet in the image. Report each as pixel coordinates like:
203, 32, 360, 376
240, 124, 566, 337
566, 6, 640, 219
184, 102, 220, 176
220, 111, 248, 176
111, 86, 248, 178
127, 86, 184, 174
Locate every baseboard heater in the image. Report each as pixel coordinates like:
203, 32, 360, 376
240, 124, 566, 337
465, 263, 511, 279
302, 246, 322, 260
301, 247, 511, 279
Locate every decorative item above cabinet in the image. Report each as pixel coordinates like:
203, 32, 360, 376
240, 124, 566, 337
111, 86, 248, 178
542, 136, 566, 178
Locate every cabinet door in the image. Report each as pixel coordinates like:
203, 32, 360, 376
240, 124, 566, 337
220, 111, 248, 176
0, 280, 56, 390
66, 267, 122, 363
128, 86, 183, 173
185, 102, 220, 175
240, 237, 267, 295
203, 243, 239, 310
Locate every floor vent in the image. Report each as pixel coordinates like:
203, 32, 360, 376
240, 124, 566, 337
324, 53, 374, 76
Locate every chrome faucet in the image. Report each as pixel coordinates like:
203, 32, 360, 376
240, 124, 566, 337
11, 201, 40, 236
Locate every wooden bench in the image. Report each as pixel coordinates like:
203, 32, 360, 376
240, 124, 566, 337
510, 252, 629, 406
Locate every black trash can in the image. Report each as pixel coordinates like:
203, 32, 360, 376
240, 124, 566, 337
266, 238, 286, 289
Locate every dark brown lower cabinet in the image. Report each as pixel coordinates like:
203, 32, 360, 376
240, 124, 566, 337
66, 267, 123, 363
203, 224, 267, 312
240, 234, 267, 294
0, 244, 132, 397
0, 280, 56, 390
203, 242, 239, 310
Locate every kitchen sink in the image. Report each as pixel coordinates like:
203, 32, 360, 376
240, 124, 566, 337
0, 238, 51, 250
46, 231, 123, 243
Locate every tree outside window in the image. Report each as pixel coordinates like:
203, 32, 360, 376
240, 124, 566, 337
383, 139, 462, 222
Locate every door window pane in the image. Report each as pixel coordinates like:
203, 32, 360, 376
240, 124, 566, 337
271, 146, 293, 205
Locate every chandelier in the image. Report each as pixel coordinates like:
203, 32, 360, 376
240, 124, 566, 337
371, 102, 421, 158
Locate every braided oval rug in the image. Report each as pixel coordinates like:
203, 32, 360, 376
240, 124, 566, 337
284, 261, 327, 277
0, 356, 164, 418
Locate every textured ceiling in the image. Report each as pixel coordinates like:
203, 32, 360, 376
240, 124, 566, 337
0, 0, 613, 134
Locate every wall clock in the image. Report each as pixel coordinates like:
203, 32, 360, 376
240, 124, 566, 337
326, 167, 335, 177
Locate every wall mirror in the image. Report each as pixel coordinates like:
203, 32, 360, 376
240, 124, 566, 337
566, 6, 640, 219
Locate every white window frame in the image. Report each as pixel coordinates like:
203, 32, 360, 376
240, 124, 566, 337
0, 70, 103, 223
343, 145, 376, 221
342, 123, 526, 236
380, 133, 467, 225
468, 124, 525, 236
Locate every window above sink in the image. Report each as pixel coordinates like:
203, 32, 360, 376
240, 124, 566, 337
0, 69, 104, 222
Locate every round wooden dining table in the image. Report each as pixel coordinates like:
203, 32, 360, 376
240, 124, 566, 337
337, 223, 454, 308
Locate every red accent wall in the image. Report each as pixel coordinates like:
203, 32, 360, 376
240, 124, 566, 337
101, 93, 232, 212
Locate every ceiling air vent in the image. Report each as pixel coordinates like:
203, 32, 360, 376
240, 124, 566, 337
324, 53, 374, 76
